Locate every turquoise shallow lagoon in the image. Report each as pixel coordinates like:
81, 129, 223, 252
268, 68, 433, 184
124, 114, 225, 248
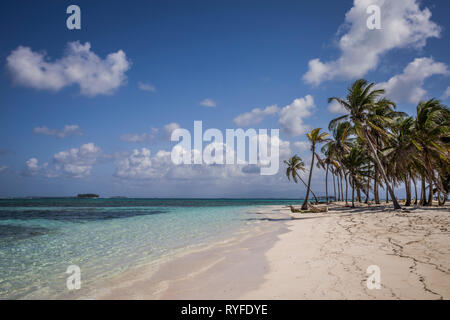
0, 198, 303, 299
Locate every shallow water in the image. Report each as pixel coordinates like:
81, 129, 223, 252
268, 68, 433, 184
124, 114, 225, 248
0, 198, 304, 299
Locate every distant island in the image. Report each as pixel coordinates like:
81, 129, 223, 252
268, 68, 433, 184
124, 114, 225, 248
77, 194, 99, 199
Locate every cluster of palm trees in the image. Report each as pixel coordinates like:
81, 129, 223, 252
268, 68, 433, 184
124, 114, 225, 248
285, 79, 450, 210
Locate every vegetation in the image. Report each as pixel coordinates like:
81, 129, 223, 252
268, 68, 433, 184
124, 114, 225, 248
285, 79, 450, 210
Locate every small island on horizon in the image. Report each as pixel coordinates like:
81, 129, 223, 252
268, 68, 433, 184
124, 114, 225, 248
77, 194, 100, 199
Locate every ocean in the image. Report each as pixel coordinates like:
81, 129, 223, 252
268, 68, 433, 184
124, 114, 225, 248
0, 198, 304, 299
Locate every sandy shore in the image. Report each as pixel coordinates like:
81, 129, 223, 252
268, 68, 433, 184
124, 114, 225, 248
76, 203, 450, 300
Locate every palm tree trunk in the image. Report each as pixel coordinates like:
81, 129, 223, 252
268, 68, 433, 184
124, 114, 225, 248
351, 178, 355, 208
405, 176, 411, 206
386, 182, 389, 203
427, 180, 433, 206
295, 174, 319, 204
420, 175, 426, 206
412, 175, 418, 205
340, 173, 344, 202
374, 166, 380, 204
364, 130, 401, 209
365, 178, 369, 204
332, 172, 336, 202
325, 163, 329, 204
357, 186, 361, 203
301, 145, 315, 210
345, 172, 349, 206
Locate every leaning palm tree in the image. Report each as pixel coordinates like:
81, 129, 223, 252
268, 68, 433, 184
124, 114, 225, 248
328, 79, 402, 209
302, 128, 330, 210
284, 155, 320, 204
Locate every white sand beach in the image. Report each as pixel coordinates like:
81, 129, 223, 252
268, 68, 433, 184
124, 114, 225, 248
75, 203, 450, 300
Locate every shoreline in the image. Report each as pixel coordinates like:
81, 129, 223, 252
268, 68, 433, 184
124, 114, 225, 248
73, 203, 449, 300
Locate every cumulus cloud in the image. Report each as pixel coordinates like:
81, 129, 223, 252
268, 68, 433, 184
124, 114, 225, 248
138, 82, 157, 92
233, 105, 279, 126
199, 98, 216, 107
377, 57, 449, 104
278, 95, 315, 137
303, 0, 441, 85
24, 158, 47, 176
7, 41, 130, 96
115, 133, 292, 180
163, 122, 181, 141
53, 143, 102, 178
328, 100, 348, 114
33, 124, 83, 138
120, 128, 158, 143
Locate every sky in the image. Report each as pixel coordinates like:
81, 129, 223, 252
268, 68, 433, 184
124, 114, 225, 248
0, 0, 449, 198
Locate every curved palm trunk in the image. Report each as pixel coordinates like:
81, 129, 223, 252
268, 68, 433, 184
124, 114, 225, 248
357, 186, 361, 203
295, 173, 319, 204
325, 163, 329, 204
301, 145, 315, 210
364, 130, 401, 209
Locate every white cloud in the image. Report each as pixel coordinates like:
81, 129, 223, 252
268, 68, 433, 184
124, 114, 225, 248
163, 122, 180, 141
233, 105, 278, 126
53, 143, 102, 178
24, 158, 47, 176
120, 128, 158, 143
328, 100, 348, 114
115, 134, 292, 180
7, 41, 130, 96
378, 57, 449, 104
200, 98, 216, 107
138, 82, 156, 92
303, 0, 441, 85
441, 86, 450, 100
278, 95, 315, 137
33, 124, 83, 138
115, 148, 170, 179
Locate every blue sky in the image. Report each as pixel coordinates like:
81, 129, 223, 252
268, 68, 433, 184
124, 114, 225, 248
0, 0, 449, 197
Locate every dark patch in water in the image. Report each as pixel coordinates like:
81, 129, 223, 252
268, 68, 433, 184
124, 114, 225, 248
0, 209, 168, 222
0, 225, 49, 242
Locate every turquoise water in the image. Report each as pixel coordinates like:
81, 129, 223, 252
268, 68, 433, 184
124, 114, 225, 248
0, 198, 304, 299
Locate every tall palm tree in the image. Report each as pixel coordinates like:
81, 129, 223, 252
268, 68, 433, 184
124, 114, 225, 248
284, 155, 320, 204
328, 79, 402, 209
302, 128, 330, 210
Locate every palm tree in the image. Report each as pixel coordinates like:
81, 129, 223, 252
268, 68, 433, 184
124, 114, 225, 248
342, 147, 368, 208
328, 79, 402, 209
302, 128, 330, 210
411, 99, 450, 206
284, 155, 320, 204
